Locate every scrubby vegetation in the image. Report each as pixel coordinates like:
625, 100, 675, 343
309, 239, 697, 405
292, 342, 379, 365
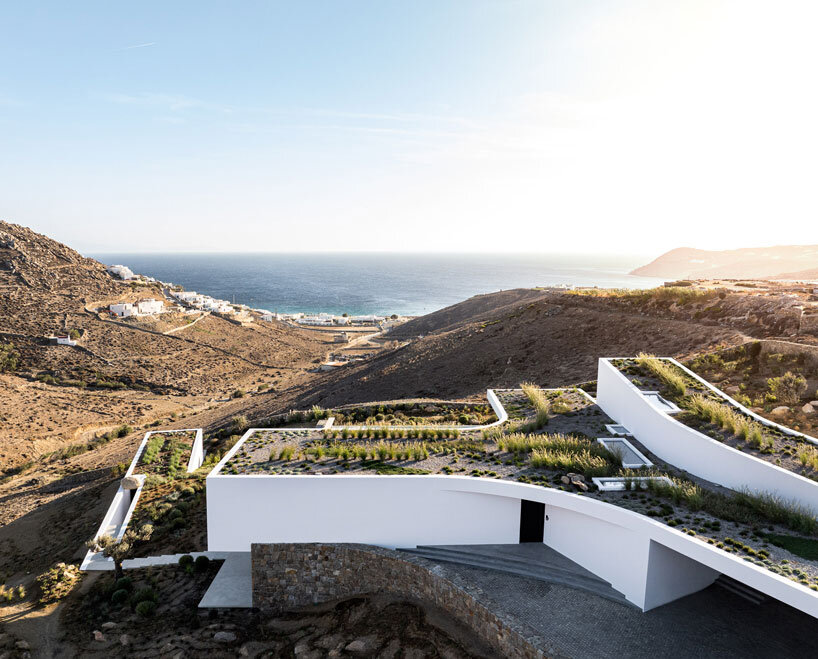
0, 342, 20, 372
36, 562, 81, 604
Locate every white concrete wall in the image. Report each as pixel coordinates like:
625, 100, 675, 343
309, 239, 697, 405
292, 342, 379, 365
206, 475, 521, 550
544, 503, 651, 606
642, 541, 719, 610
186, 429, 205, 472
596, 359, 818, 514
205, 473, 818, 616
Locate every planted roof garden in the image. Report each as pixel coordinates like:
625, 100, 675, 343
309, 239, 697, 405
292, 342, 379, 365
215, 384, 818, 592
612, 355, 818, 481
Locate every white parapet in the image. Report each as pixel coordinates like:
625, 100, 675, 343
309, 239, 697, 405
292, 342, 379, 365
595, 358, 818, 514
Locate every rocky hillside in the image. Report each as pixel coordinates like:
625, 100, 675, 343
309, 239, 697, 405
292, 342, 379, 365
0, 221, 328, 395
632, 245, 818, 280
233, 289, 743, 410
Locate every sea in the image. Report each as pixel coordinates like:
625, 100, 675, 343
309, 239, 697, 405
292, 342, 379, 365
89, 252, 664, 317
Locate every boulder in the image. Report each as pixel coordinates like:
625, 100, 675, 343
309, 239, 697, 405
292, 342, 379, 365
345, 635, 382, 655
101, 622, 117, 630
214, 631, 237, 643
771, 406, 791, 417
92, 631, 105, 642
572, 480, 589, 492
119, 635, 131, 647
14, 640, 30, 651
120, 476, 141, 490
802, 403, 815, 414
560, 475, 570, 485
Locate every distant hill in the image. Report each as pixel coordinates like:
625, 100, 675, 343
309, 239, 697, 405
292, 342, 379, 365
631, 245, 818, 280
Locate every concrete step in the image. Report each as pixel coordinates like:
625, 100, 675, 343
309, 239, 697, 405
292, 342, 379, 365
399, 544, 632, 606
714, 574, 768, 605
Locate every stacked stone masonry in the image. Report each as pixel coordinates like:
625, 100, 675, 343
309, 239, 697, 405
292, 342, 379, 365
251, 543, 544, 658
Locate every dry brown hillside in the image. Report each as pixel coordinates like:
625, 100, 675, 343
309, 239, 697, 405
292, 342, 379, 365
0, 222, 333, 466
0, 221, 328, 395
225, 289, 742, 412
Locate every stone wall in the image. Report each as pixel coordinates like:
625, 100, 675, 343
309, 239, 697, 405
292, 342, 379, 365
251, 543, 544, 659
800, 314, 818, 337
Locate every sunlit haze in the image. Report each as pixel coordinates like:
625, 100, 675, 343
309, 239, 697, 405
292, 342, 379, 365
2, 1, 816, 254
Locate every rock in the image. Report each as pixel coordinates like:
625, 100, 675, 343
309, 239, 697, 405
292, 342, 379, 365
725, 386, 740, 395
214, 631, 237, 643
315, 634, 344, 650
811, 401, 818, 407
771, 406, 791, 417
802, 403, 815, 414
101, 621, 117, 630
119, 634, 131, 646
91, 631, 104, 642
160, 642, 174, 653
14, 640, 30, 650
120, 475, 141, 490
572, 480, 589, 492
571, 473, 585, 482
345, 635, 382, 655
238, 646, 250, 657
560, 475, 571, 484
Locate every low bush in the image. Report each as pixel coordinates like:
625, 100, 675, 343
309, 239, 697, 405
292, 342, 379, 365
178, 554, 193, 568
111, 588, 129, 604
767, 372, 807, 405
135, 600, 157, 617
115, 576, 133, 591
194, 555, 210, 573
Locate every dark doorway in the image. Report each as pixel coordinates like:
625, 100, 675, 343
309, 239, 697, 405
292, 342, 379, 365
519, 499, 545, 543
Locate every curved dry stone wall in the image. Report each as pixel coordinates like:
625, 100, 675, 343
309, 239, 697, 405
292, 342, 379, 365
251, 543, 544, 659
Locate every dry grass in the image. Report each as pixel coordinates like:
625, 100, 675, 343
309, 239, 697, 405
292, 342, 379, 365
635, 353, 687, 397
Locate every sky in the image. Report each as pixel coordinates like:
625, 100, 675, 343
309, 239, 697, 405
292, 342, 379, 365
1, 1, 817, 255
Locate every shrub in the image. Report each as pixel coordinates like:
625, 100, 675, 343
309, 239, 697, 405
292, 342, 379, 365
133, 587, 158, 604
194, 556, 210, 573
135, 600, 157, 617
232, 389, 246, 399
111, 588, 129, 604
0, 342, 20, 372
178, 554, 194, 568
69, 329, 81, 340
117, 424, 133, 437
115, 576, 133, 591
767, 372, 807, 405
231, 415, 249, 433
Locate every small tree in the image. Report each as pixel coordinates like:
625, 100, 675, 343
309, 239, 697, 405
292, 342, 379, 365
767, 372, 807, 405
86, 525, 153, 580
0, 342, 19, 372
69, 329, 81, 340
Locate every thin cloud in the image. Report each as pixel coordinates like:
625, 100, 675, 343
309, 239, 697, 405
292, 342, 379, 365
116, 42, 156, 51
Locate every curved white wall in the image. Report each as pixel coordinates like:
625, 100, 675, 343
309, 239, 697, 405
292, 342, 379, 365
205, 472, 818, 616
596, 359, 818, 514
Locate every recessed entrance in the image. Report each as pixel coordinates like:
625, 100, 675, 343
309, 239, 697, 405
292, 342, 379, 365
519, 499, 545, 543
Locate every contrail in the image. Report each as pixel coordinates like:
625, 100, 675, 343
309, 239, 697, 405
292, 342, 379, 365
118, 42, 156, 51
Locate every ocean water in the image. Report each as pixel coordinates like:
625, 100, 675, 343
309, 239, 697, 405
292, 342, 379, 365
89, 252, 664, 317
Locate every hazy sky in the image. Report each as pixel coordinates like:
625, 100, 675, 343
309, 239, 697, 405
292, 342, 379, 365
1, 1, 816, 255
